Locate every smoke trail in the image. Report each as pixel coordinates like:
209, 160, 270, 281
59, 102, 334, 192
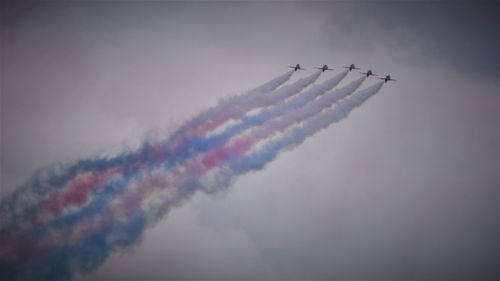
138, 81, 384, 228
3, 71, 320, 236
170, 70, 294, 142
199, 76, 367, 169
179, 70, 348, 160
3, 74, 362, 258
0, 70, 321, 272
6, 78, 378, 274
0, 70, 296, 233
0, 73, 385, 281
71, 73, 356, 232
231, 81, 385, 174
22, 72, 342, 238
169, 71, 320, 151
99, 81, 385, 258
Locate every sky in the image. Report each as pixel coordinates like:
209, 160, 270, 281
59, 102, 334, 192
1, 1, 499, 280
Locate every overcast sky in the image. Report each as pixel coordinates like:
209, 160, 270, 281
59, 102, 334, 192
1, 1, 499, 280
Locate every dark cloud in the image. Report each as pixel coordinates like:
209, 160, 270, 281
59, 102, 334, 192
319, 1, 500, 79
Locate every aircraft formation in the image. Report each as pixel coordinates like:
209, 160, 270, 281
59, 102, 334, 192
288, 63, 396, 83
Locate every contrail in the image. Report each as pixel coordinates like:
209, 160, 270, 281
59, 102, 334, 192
0, 67, 385, 281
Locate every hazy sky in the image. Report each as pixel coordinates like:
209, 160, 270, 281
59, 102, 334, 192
1, 1, 499, 280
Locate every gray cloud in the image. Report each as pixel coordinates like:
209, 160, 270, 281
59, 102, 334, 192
1, 1, 498, 280
316, 1, 500, 79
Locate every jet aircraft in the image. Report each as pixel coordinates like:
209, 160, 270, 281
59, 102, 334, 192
289, 64, 305, 71
315, 64, 333, 72
380, 75, 396, 83
343, 64, 360, 71
359, 70, 377, 77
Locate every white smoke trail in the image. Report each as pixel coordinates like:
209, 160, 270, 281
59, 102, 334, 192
190, 71, 348, 155
243, 77, 367, 143
230, 81, 385, 174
